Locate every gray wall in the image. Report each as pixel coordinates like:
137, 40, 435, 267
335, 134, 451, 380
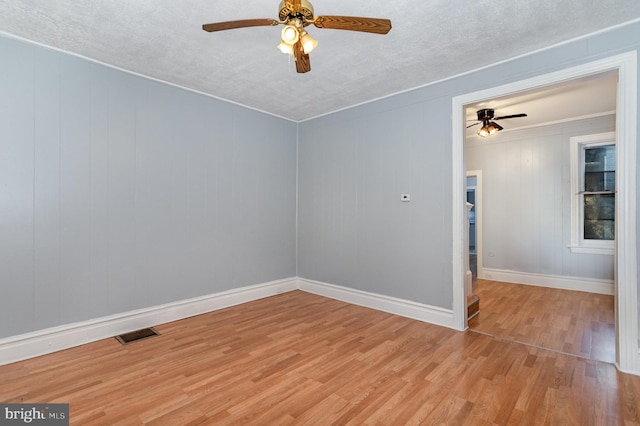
298, 102, 452, 306
297, 21, 640, 310
0, 35, 297, 339
465, 116, 616, 280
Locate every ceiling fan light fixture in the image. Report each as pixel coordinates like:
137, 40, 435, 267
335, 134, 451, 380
300, 31, 318, 54
277, 41, 293, 54
477, 120, 503, 138
281, 24, 299, 44
202, 1, 392, 74
477, 127, 490, 138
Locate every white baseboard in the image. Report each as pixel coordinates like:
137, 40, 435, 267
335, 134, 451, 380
0, 277, 459, 366
297, 278, 456, 329
0, 278, 298, 366
480, 268, 614, 295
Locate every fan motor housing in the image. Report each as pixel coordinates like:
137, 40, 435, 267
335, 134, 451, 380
476, 109, 495, 121
278, 0, 315, 22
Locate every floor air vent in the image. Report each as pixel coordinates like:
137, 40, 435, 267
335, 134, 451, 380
115, 327, 160, 345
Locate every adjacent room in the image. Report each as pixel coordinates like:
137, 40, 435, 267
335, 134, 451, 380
463, 73, 618, 363
2, 0, 640, 423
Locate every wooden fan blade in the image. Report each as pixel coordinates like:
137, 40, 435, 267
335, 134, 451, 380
313, 16, 391, 34
293, 41, 311, 73
466, 122, 480, 129
493, 113, 527, 120
202, 19, 279, 32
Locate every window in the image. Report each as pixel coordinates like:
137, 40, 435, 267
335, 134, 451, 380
569, 132, 616, 255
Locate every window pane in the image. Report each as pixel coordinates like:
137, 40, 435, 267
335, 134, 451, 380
585, 145, 615, 172
584, 145, 616, 191
584, 219, 615, 240
585, 171, 615, 192
584, 194, 615, 240
582, 144, 615, 241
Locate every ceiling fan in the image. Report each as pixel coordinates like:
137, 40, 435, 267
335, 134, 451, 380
467, 109, 528, 137
202, 0, 392, 73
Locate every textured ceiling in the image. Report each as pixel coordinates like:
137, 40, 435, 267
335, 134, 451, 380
1, 0, 640, 122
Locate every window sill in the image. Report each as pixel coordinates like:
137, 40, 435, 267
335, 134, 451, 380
568, 244, 615, 255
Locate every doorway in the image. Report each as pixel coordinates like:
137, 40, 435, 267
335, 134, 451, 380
464, 92, 616, 361
451, 52, 638, 373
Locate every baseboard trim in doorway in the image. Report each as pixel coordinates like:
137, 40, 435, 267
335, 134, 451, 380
480, 268, 614, 295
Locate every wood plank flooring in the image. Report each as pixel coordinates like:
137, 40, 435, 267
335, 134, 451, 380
469, 279, 615, 363
1, 290, 638, 425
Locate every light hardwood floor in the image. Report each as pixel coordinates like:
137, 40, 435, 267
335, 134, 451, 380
469, 279, 615, 363
1, 290, 638, 424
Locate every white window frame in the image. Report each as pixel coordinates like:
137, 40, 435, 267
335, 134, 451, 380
569, 131, 616, 255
